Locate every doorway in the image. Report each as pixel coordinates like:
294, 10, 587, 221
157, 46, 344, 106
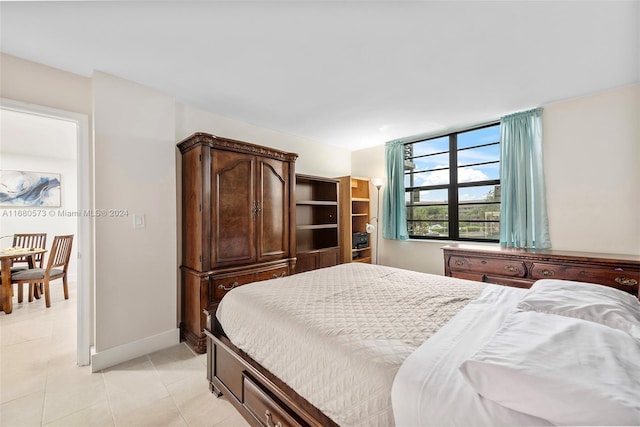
0, 99, 91, 366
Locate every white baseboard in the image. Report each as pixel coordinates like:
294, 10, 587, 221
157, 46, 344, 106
91, 328, 180, 372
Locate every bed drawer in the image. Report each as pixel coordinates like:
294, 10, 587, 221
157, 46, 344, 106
213, 339, 245, 400
530, 262, 640, 294
449, 256, 527, 278
243, 374, 302, 427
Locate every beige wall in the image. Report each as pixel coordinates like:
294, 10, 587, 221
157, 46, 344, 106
92, 72, 178, 356
176, 103, 351, 177
0, 53, 92, 115
352, 84, 640, 274
543, 84, 639, 255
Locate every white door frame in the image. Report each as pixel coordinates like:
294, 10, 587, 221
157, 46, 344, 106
1, 98, 92, 366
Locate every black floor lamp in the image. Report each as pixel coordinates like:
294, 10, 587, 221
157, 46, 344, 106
370, 178, 383, 264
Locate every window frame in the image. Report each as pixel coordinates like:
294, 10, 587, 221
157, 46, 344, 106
404, 122, 501, 242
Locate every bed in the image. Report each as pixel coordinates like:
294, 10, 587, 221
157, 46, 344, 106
204, 262, 640, 427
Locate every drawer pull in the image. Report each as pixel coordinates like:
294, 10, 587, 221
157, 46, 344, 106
615, 277, 638, 287
272, 272, 287, 279
504, 265, 518, 273
217, 281, 239, 292
540, 269, 554, 277
265, 410, 283, 427
454, 259, 465, 266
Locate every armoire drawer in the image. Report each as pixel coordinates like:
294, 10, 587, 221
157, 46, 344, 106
449, 256, 527, 278
530, 262, 640, 294
211, 264, 290, 300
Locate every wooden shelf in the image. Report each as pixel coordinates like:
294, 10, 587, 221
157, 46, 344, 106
295, 174, 341, 273
338, 176, 372, 265
296, 200, 338, 206
296, 224, 339, 230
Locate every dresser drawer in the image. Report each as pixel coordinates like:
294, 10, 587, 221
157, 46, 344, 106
449, 256, 527, 278
243, 374, 302, 427
484, 275, 533, 289
530, 262, 640, 294
211, 264, 290, 300
450, 271, 485, 282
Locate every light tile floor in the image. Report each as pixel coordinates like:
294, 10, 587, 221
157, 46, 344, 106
0, 281, 249, 427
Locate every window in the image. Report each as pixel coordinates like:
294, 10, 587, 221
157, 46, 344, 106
404, 123, 500, 241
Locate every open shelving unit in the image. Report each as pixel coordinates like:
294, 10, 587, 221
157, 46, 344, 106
338, 176, 372, 264
294, 174, 340, 273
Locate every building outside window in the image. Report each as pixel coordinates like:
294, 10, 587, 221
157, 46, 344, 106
404, 123, 501, 241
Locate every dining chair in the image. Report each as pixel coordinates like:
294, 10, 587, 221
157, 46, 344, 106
11, 235, 73, 308
11, 233, 47, 303
11, 233, 47, 270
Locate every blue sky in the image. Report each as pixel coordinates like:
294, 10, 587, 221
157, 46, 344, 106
406, 125, 500, 203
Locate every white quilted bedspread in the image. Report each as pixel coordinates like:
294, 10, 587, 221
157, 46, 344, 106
216, 262, 487, 427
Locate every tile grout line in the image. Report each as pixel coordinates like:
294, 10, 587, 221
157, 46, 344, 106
148, 352, 191, 426
101, 367, 118, 427
40, 328, 53, 426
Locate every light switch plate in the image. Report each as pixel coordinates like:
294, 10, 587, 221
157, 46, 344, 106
134, 214, 145, 229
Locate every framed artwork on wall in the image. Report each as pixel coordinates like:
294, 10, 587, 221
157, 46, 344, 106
0, 170, 61, 207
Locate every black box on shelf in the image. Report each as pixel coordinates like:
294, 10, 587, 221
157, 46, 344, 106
352, 232, 369, 249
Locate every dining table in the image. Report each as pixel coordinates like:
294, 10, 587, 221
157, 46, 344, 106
0, 247, 46, 314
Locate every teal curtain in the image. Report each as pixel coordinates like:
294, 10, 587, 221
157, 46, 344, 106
499, 108, 551, 249
382, 140, 409, 240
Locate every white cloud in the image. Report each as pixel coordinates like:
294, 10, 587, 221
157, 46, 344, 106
458, 168, 488, 183
415, 166, 488, 186
424, 168, 449, 185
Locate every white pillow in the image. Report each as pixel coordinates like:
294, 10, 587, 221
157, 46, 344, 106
459, 311, 640, 426
517, 279, 640, 338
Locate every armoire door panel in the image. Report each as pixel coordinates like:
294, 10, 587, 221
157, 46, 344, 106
258, 159, 289, 261
212, 152, 256, 267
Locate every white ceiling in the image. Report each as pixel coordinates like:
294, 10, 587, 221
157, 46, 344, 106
1, 1, 638, 151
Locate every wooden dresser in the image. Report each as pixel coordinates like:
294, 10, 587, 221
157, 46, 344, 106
178, 133, 298, 353
443, 244, 640, 297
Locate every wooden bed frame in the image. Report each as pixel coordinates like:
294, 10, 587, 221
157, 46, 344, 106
203, 258, 640, 427
204, 309, 339, 427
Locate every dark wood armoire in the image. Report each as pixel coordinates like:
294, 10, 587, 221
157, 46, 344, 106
178, 133, 298, 353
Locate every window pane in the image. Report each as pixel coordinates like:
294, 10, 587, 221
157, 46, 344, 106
458, 124, 500, 149
459, 203, 500, 221
405, 169, 449, 187
407, 204, 449, 220
410, 136, 449, 157
459, 221, 500, 240
458, 144, 500, 166
412, 152, 449, 171
457, 163, 499, 183
408, 220, 449, 238
458, 185, 500, 203
406, 188, 448, 204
